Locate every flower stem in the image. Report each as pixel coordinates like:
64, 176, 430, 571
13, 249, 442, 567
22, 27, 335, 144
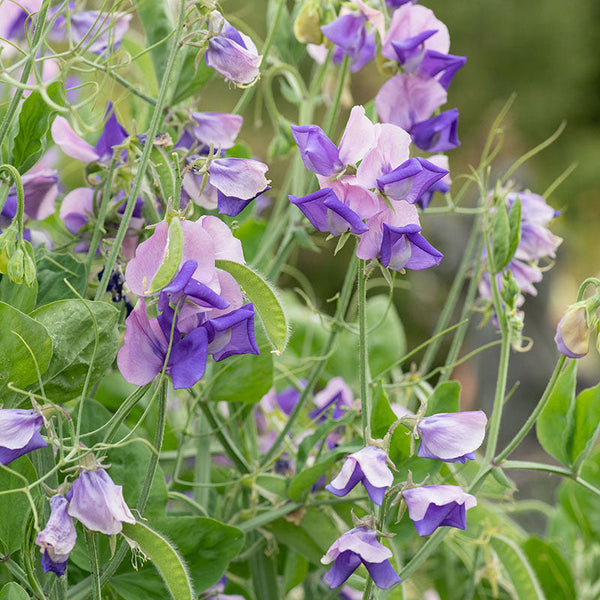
0, 164, 25, 238
95, 0, 187, 301
84, 530, 102, 600
358, 260, 371, 437
323, 54, 350, 137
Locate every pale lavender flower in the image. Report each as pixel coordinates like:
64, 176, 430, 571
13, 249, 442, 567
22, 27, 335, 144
311, 377, 355, 422
68, 468, 135, 535
36, 495, 77, 577
321, 526, 401, 589
402, 485, 476, 536
554, 304, 591, 358
183, 112, 243, 151
0, 408, 46, 465
4, 166, 58, 221
417, 411, 487, 463
327, 445, 393, 505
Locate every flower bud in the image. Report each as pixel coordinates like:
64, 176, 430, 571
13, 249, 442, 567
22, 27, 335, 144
7, 245, 25, 284
294, 1, 322, 45
0, 225, 18, 274
555, 303, 591, 358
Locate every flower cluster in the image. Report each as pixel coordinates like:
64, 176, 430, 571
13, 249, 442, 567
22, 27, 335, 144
290, 105, 446, 271
118, 216, 259, 390
35, 462, 135, 577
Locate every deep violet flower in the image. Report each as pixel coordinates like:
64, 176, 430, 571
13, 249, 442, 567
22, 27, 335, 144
0, 408, 46, 465
321, 526, 401, 589
410, 108, 460, 152
321, 12, 375, 73
419, 51, 467, 89
67, 468, 135, 535
36, 495, 77, 577
3, 166, 58, 222
402, 485, 476, 536
205, 14, 262, 86
417, 411, 487, 463
327, 445, 393, 505
416, 154, 451, 209
380, 223, 443, 271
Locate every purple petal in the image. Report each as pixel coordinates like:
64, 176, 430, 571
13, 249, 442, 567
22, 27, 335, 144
291, 125, 342, 176
205, 304, 259, 361
36, 495, 77, 570
42, 551, 68, 577
168, 326, 209, 389
321, 13, 367, 57
206, 26, 262, 85
411, 108, 460, 152
324, 551, 362, 589
391, 29, 437, 66
419, 50, 467, 89
209, 158, 270, 200
364, 560, 401, 589
327, 461, 363, 497
190, 112, 243, 149
95, 102, 128, 160
59, 187, 94, 234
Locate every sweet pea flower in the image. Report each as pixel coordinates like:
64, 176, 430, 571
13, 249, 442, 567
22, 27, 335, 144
417, 411, 487, 463
419, 51, 467, 89
554, 303, 592, 359
402, 485, 476, 536
380, 222, 444, 271
3, 165, 58, 222
327, 445, 393, 505
410, 108, 460, 152
416, 154, 451, 209
0, 408, 47, 465
205, 13, 262, 86
35, 495, 77, 577
179, 112, 243, 151
68, 468, 135, 535
311, 377, 355, 422
321, 526, 401, 589
375, 73, 447, 132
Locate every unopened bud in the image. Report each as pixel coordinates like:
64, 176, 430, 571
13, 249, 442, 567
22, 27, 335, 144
6, 246, 24, 284
555, 303, 591, 358
294, 1, 322, 45
23, 252, 36, 287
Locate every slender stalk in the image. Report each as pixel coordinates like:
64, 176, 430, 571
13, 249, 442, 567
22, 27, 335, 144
193, 413, 211, 508
84, 530, 102, 600
95, 0, 186, 300
358, 260, 370, 436
0, 0, 52, 145
323, 54, 350, 137
260, 252, 359, 467
495, 355, 566, 462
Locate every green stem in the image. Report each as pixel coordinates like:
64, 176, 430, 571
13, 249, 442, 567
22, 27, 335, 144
0, 0, 51, 145
420, 217, 480, 375
193, 413, 211, 508
0, 164, 25, 237
495, 355, 567, 463
84, 530, 102, 600
358, 260, 370, 437
323, 54, 350, 137
260, 252, 359, 467
95, 0, 186, 301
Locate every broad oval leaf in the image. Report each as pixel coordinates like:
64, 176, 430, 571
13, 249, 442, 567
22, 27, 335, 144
425, 380, 461, 416
569, 382, 600, 471
0, 300, 52, 397
490, 535, 547, 600
536, 360, 577, 467
215, 259, 289, 354
0, 583, 30, 600
121, 521, 193, 600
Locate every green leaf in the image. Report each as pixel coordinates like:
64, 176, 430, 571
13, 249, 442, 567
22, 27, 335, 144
215, 259, 289, 354
133, 0, 174, 84
0, 301, 52, 397
266, 519, 323, 565
523, 537, 576, 600
172, 50, 215, 104
506, 195, 522, 265
0, 457, 37, 554
208, 325, 274, 404
370, 382, 397, 439
569, 382, 600, 471
121, 521, 193, 600
491, 198, 510, 273
109, 572, 168, 600
150, 517, 245, 592
148, 217, 183, 294
536, 360, 577, 467
0, 243, 37, 312
31, 299, 119, 401
34, 248, 87, 308
490, 535, 547, 600
425, 381, 461, 416
0, 583, 30, 600
11, 82, 65, 173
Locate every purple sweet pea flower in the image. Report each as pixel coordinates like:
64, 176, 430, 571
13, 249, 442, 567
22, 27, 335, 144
204, 303, 260, 361
36, 495, 77, 577
183, 112, 243, 151
410, 108, 460, 152
67, 468, 135, 535
321, 526, 401, 590
554, 304, 591, 359
205, 14, 262, 86
402, 485, 476, 536
386, 0, 418, 6
311, 377, 355, 422
417, 411, 487, 463
375, 73, 447, 132
377, 157, 449, 204
327, 445, 393, 505
291, 125, 343, 177
321, 13, 375, 73
419, 51, 467, 89
0, 408, 47, 465
380, 223, 443, 271
289, 188, 368, 236
260, 382, 305, 416
208, 158, 271, 217
3, 166, 58, 221
416, 154, 451, 209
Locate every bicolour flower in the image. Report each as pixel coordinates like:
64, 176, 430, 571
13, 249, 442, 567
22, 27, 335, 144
375, 73, 447, 132
402, 485, 476, 536
180, 112, 243, 151
380, 223, 443, 271
321, 526, 401, 589
68, 468, 135, 535
327, 445, 393, 505
0, 408, 47, 465
311, 377, 355, 422
51, 102, 128, 163
410, 108, 460, 152
321, 12, 375, 73
416, 154, 451, 209
36, 495, 77, 577
377, 157, 449, 204
417, 411, 487, 463
554, 303, 592, 359
205, 14, 262, 86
